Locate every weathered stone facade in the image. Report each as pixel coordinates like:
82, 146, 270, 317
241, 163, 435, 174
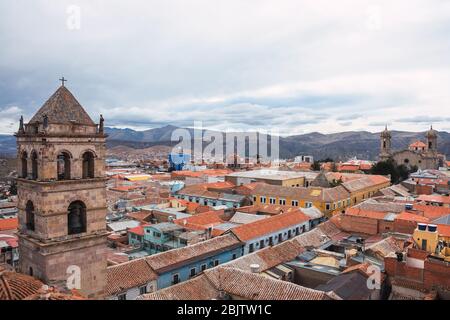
379, 126, 440, 170
15, 85, 108, 298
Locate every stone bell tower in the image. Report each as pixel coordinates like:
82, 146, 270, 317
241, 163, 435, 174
426, 125, 438, 154
379, 125, 392, 161
15, 79, 108, 298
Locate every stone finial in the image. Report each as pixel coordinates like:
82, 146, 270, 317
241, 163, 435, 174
99, 114, 104, 133
43, 114, 48, 129
19, 115, 24, 133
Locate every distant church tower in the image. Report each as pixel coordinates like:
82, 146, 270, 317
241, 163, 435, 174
379, 125, 391, 160
426, 125, 438, 154
15, 80, 108, 298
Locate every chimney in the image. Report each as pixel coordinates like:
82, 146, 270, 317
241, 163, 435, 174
250, 264, 260, 273
206, 226, 213, 239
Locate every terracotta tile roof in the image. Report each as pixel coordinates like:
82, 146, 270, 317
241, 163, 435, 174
356, 200, 405, 213
255, 240, 304, 267
292, 228, 330, 248
195, 205, 212, 214
366, 236, 403, 258
342, 175, 389, 193
413, 204, 450, 220
110, 185, 140, 192
322, 186, 350, 202
326, 172, 365, 182
231, 211, 310, 242
252, 184, 350, 203
342, 262, 371, 276
233, 182, 266, 196
204, 267, 331, 300
177, 182, 242, 200
409, 141, 427, 148
0, 270, 44, 300
29, 86, 95, 125
145, 234, 242, 273
338, 164, 360, 172
140, 218, 346, 300
345, 207, 388, 220
395, 212, 430, 223
140, 265, 330, 300
437, 224, 450, 237
105, 259, 157, 296
237, 204, 299, 215
316, 219, 345, 238
185, 202, 200, 212
171, 170, 232, 179
24, 287, 86, 300
128, 225, 145, 236
391, 278, 427, 293
126, 210, 152, 222
0, 235, 18, 248
173, 210, 224, 230
138, 274, 219, 300
417, 194, 450, 204
360, 163, 373, 170
0, 218, 18, 231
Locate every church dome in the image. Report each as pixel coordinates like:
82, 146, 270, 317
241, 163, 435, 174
28, 85, 95, 126
0, 268, 44, 300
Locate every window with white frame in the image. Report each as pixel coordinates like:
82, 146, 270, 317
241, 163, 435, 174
269, 197, 276, 204
291, 200, 299, 206
139, 285, 147, 295
260, 196, 266, 204
279, 198, 286, 205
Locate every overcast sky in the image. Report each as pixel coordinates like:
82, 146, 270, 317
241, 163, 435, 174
1, 0, 450, 135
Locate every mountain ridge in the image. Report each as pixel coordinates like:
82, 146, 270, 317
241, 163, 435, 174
1, 126, 449, 160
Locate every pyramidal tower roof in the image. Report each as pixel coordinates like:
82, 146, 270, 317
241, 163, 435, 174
29, 85, 95, 126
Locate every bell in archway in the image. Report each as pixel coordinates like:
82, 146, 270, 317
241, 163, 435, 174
68, 206, 83, 234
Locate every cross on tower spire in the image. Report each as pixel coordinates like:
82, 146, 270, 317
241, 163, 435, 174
59, 77, 67, 87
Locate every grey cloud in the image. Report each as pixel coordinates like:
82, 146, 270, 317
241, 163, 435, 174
1, 1, 450, 134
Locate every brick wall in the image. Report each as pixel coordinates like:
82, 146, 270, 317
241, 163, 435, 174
338, 215, 379, 235
394, 219, 417, 234
415, 184, 433, 195
384, 256, 424, 282
423, 260, 450, 290
379, 220, 394, 233
385, 253, 450, 292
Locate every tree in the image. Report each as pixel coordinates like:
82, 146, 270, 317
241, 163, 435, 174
329, 177, 343, 187
370, 158, 399, 183
331, 162, 338, 172
370, 158, 417, 184
312, 161, 321, 171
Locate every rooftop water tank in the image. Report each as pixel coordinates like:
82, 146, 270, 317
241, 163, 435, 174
417, 223, 427, 231
405, 203, 414, 210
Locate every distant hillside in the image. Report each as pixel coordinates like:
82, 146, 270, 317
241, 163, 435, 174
105, 126, 450, 161
0, 135, 16, 157
2, 127, 449, 161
